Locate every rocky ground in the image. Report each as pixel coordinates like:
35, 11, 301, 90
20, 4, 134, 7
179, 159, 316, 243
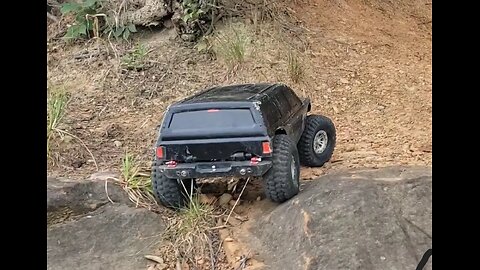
47, 166, 432, 270
47, 177, 165, 270
221, 166, 432, 270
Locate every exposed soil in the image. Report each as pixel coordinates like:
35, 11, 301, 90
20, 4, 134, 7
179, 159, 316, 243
47, 0, 431, 180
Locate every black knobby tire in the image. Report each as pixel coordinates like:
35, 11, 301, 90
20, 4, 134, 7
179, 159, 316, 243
151, 158, 196, 209
263, 135, 300, 203
298, 114, 336, 167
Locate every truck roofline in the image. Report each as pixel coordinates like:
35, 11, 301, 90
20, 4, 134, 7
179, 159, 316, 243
169, 101, 257, 112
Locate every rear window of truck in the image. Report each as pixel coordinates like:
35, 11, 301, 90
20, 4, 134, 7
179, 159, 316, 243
168, 109, 255, 129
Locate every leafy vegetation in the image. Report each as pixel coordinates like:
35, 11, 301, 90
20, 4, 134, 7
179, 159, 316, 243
181, 0, 207, 23
163, 193, 217, 267
121, 44, 149, 71
47, 85, 98, 169
108, 23, 137, 41
60, 0, 137, 41
60, 0, 104, 39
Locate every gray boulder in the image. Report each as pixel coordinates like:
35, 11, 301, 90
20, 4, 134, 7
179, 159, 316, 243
249, 166, 432, 270
47, 177, 165, 270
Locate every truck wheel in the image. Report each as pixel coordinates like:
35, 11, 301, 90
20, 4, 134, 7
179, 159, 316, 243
151, 158, 196, 209
298, 114, 336, 167
263, 134, 300, 203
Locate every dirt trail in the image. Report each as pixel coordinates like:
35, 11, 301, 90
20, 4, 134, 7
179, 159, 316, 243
292, 0, 432, 179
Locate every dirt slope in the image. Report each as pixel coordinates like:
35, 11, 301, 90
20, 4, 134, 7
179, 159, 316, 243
47, 0, 431, 180
293, 0, 432, 179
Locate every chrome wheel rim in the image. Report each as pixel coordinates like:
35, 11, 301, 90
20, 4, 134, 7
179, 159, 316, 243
313, 130, 328, 154
291, 155, 298, 188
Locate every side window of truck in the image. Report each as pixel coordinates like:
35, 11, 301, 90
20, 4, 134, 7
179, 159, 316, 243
260, 98, 281, 128
274, 89, 292, 119
282, 87, 301, 109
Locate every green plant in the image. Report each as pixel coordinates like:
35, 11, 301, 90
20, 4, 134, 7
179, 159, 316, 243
179, 195, 213, 233
60, 0, 104, 39
194, 35, 214, 54
287, 51, 303, 83
163, 193, 216, 265
182, 0, 207, 23
121, 152, 155, 206
109, 23, 137, 41
47, 87, 70, 158
121, 44, 149, 71
214, 26, 249, 69
47, 86, 98, 169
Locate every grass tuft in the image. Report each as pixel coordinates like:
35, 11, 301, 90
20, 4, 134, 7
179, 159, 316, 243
47, 85, 98, 169
120, 152, 156, 208
163, 191, 218, 268
214, 25, 250, 70
121, 44, 149, 71
287, 50, 303, 83
47, 86, 70, 160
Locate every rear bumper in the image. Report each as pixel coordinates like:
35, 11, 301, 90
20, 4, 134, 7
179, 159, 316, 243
157, 160, 272, 179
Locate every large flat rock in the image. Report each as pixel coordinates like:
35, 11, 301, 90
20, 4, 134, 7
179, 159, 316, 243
47, 177, 165, 270
249, 166, 432, 270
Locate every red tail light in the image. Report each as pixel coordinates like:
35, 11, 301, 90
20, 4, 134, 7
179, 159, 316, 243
156, 146, 165, 159
251, 157, 262, 165
166, 160, 177, 168
262, 141, 272, 154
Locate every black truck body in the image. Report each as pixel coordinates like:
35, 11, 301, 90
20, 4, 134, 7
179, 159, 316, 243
154, 83, 310, 179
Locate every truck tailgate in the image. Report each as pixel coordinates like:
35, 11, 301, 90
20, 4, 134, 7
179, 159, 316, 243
162, 137, 267, 162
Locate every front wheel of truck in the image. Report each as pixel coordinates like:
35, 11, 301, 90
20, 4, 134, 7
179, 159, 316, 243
151, 158, 196, 209
298, 114, 336, 167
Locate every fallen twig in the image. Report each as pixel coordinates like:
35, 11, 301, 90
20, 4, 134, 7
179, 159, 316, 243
419, 20, 432, 25
207, 234, 215, 270
207, 225, 229, 230
224, 177, 250, 226
175, 247, 182, 270
105, 179, 114, 204
235, 254, 249, 270
144, 255, 164, 264
47, 12, 59, 22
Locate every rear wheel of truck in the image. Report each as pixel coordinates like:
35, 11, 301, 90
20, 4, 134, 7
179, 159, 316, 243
151, 158, 196, 209
263, 135, 300, 203
298, 114, 336, 167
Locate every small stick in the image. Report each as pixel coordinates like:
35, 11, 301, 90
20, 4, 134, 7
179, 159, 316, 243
47, 12, 59, 22
105, 179, 114, 204
175, 248, 182, 270
207, 225, 229, 230
207, 234, 215, 270
224, 177, 250, 226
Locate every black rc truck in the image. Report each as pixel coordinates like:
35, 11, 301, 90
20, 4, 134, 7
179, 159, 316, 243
151, 83, 336, 208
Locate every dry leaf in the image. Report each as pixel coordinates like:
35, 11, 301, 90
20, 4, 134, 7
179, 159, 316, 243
144, 255, 164, 264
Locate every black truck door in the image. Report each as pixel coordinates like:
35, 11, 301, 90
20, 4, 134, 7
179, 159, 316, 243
278, 86, 304, 142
